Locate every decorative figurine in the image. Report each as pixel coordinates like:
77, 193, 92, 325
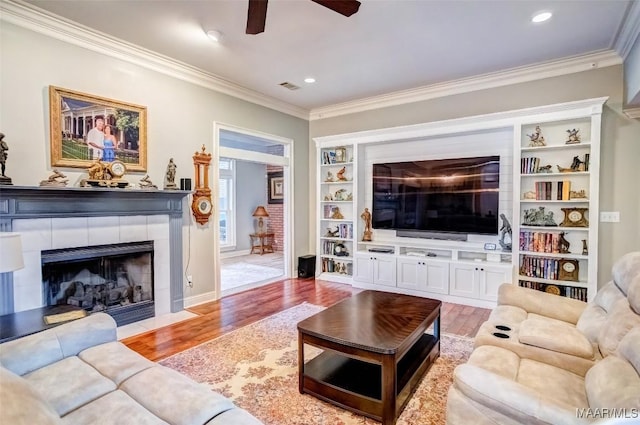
334, 188, 348, 201
566, 129, 581, 144
582, 239, 588, 255
557, 156, 585, 173
325, 227, 339, 237
39, 169, 68, 187
325, 171, 334, 182
558, 232, 571, 253
164, 158, 178, 190
523, 191, 537, 199
536, 164, 552, 173
523, 207, 557, 226
527, 126, 546, 147
569, 189, 588, 199
361, 208, 372, 242
498, 214, 512, 252
330, 206, 344, 219
138, 175, 158, 189
323, 193, 333, 201
337, 166, 348, 181
0, 132, 13, 185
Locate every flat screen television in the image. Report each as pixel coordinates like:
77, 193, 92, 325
372, 156, 500, 235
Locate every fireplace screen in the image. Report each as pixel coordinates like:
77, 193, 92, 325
41, 241, 154, 325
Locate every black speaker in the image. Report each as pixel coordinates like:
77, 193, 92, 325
298, 255, 316, 278
180, 178, 192, 191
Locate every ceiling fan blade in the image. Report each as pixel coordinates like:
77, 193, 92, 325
246, 0, 268, 35
310, 0, 361, 17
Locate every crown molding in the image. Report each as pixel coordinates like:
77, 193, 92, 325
0, 0, 309, 120
614, 0, 640, 59
623, 105, 640, 120
309, 51, 622, 121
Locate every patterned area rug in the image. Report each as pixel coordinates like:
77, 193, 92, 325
161, 303, 473, 425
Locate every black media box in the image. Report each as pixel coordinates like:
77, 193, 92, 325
298, 255, 316, 278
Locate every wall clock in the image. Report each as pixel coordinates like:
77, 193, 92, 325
558, 259, 579, 282
560, 207, 589, 227
191, 145, 212, 225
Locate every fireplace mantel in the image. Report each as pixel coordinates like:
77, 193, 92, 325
0, 186, 191, 315
0, 186, 189, 219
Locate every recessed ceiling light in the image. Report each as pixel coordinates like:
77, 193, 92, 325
206, 30, 223, 42
304, 77, 316, 84
532, 12, 552, 23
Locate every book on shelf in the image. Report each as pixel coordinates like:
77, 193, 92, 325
521, 157, 541, 174
518, 280, 587, 301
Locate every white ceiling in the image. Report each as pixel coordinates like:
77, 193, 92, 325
20, 0, 636, 112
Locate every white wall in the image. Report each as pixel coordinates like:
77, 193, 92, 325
0, 22, 309, 301
235, 161, 267, 251
625, 35, 640, 104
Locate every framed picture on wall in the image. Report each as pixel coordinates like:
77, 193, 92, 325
268, 171, 284, 204
48, 86, 147, 171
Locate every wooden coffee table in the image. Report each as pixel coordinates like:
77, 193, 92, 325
298, 290, 441, 425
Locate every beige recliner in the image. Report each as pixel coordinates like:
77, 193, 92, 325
446, 251, 640, 425
474, 251, 640, 375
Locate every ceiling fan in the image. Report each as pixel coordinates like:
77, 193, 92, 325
246, 0, 361, 34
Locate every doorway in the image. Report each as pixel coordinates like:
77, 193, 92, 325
213, 123, 293, 297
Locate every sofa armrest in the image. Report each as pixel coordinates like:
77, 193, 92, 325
0, 313, 116, 376
498, 284, 586, 324
452, 364, 588, 425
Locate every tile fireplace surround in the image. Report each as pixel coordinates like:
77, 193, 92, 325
0, 186, 189, 319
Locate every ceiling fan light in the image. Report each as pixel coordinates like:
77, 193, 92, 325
206, 30, 223, 42
532, 12, 552, 23
304, 77, 316, 84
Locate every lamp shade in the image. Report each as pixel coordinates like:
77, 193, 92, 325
0, 233, 24, 273
252, 206, 269, 218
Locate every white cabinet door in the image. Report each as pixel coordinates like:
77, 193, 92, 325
449, 263, 479, 298
478, 264, 512, 302
373, 256, 397, 287
353, 255, 373, 283
397, 257, 421, 290
423, 260, 450, 294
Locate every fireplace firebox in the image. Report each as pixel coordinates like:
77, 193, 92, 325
41, 241, 154, 326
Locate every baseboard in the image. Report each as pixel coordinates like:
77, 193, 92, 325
183, 290, 217, 308
220, 249, 251, 259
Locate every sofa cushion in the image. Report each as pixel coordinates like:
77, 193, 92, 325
0, 366, 62, 425
61, 390, 168, 425
612, 251, 640, 295
597, 299, 640, 357
79, 341, 155, 385
120, 365, 235, 425
584, 356, 640, 409
517, 358, 588, 408
519, 317, 594, 359
24, 356, 116, 416
488, 304, 528, 324
0, 313, 117, 376
467, 344, 520, 380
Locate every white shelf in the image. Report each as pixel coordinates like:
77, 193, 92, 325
320, 181, 353, 185
320, 218, 353, 222
320, 200, 352, 204
517, 275, 588, 288
320, 162, 353, 168
320, 237, 354, 241
320, 254, 353, 261
521, 142, 590, 152
519, 225, 589, 231
520, 199, 589, 203
521, 172, 590, 178
519, 251, 588, 260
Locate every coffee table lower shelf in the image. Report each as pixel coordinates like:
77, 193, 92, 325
300, 334, 439, 422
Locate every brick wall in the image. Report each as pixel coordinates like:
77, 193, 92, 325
266, 164, 284, 251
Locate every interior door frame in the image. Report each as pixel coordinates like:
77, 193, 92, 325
212, 122, 294, 297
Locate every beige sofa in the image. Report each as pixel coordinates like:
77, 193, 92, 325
0, 312, 262, 425
446, 251, 640, 424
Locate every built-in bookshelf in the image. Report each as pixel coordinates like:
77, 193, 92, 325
316, 144, 356, 283
513, 99, 604, 302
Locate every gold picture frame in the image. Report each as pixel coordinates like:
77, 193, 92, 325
49, 86, 147, 171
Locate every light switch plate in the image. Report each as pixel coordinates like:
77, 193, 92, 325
600, 212, 620, 222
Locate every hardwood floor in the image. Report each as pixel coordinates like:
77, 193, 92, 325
123, 278, 491, 361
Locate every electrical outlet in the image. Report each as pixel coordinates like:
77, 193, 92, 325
600, 212, 620, 222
